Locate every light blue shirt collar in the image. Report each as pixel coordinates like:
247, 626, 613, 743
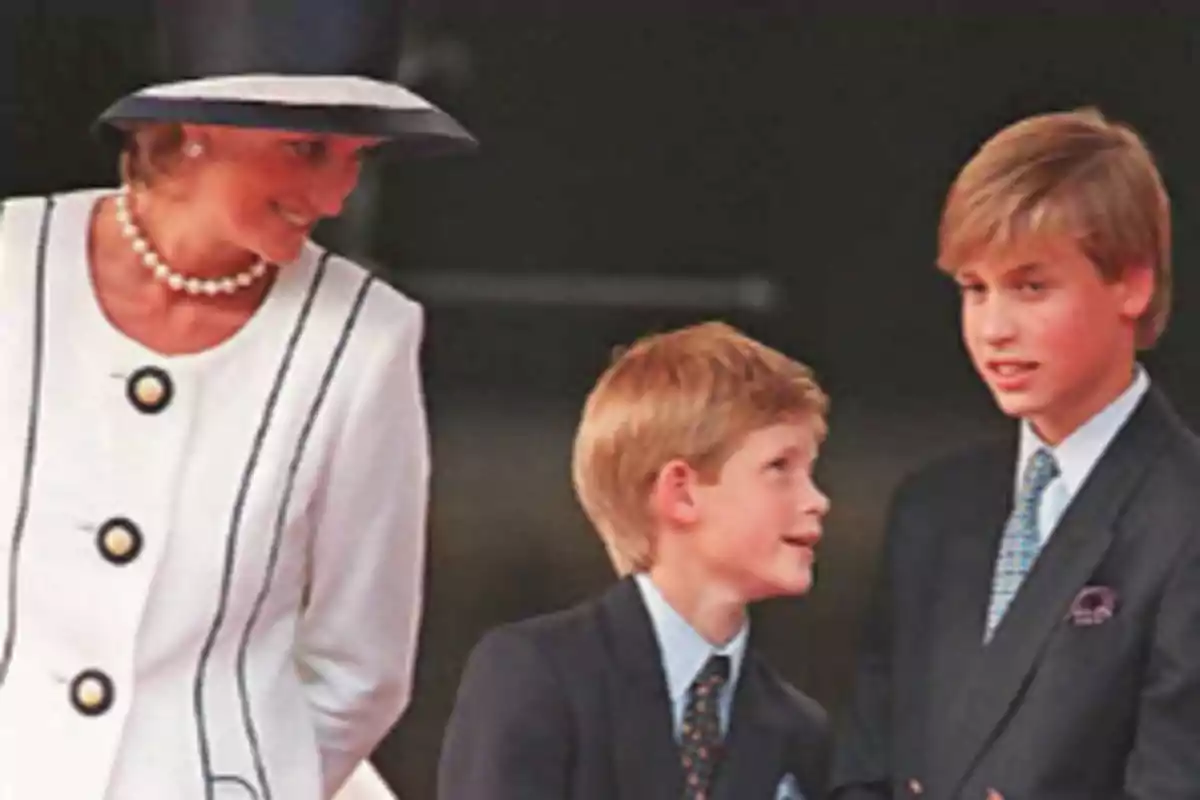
633, 573, 748, 736
1017, 365, 1149, 499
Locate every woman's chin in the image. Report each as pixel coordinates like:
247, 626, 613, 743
257, 236, 306, 266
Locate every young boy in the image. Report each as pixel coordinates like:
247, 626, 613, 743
832, 108, 1200, 799
438, 321, 832, 800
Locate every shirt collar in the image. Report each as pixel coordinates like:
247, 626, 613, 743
633, 572, 749, 705
1017, 365, 1149, 495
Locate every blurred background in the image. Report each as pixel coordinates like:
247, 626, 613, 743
4, 5, 1200, 798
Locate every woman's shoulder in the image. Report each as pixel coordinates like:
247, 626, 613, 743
1, 187, 111, 209
0, 191, 54, 228
0, 187, 112, 236
303, 246, 425, 354
0, 189, 105, 257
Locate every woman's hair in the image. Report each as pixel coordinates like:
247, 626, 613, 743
118, 123, 187, 187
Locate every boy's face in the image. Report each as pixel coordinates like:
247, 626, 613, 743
956, 235, 1153, 443
689, 420, 829, 601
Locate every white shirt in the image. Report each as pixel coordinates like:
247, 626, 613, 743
633, 574, 804, 800
1016, 366, 1149, 542
0, 189, 428, 800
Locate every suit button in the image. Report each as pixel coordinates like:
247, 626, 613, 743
126, 366, 172, 414
908, 778, 924, 795
96, 518, 142, 565
70, 669, 114, 716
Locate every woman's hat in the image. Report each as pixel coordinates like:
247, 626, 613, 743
96, 0, 477, 156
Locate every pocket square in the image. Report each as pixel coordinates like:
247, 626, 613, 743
775, 772, 804, 800
1066, 585, 1117, 626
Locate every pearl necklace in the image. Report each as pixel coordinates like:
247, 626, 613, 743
114, 186, 269, 296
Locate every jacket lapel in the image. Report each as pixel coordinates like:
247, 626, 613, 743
710, 656, 790, 800
925, 445, 1014, 738
937, 390, 1172, 795
602, 578, 686, 799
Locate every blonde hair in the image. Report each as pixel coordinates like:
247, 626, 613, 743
571, 321, 828, 575
938, 107, 1172, 348
118, 123, 187, 187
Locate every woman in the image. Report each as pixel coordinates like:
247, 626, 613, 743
0, 1, 475, 798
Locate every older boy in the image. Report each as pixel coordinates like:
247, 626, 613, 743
832, 109, 1200, 799
439, 321, 832, 800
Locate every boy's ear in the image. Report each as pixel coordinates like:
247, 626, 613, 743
1117, 260, 1155, 321
649, 459, 701, 529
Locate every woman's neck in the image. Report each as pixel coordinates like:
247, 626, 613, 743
127, 185, 259, 279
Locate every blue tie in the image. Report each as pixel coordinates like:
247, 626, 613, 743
985, 448, 1060, 641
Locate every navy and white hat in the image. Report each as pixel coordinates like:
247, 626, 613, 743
96, 0, 477, 156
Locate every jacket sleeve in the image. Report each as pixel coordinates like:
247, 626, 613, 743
830, 480, 916, 800
438, 627, 574, 800
1123, 529, 1200, 798
298, 299, 430, 798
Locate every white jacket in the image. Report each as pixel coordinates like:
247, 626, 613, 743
0, 189, 428, 800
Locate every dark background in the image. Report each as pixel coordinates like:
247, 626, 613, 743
4, 7, 1200, 799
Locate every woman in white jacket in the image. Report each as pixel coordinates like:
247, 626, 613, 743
0, 0, 474, 798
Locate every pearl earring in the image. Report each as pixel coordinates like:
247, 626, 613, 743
183, 142, 204, 159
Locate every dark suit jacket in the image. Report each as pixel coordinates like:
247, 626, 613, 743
831, 387, 1200, 800
438, 576, 830, 800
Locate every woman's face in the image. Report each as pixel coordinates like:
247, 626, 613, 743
179, 125, 383, 264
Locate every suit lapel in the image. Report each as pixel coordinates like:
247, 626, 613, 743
710, 656, 790, 800
602, 578, 686, 799
926, 446, 1013, 737
938, 390, 1172, 794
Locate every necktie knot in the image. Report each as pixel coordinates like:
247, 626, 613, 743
1022, 448, 1060, 499
692, 654, 730, 695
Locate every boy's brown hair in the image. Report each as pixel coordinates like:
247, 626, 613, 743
938, 107, 1172, 348
571, 321, 828, 575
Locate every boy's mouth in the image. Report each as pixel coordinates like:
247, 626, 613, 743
782, 532, 820, 550
986, 359, 1039, 388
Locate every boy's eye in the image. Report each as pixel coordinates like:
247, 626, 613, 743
957, 282, 984, 296
767, 457, 791, 471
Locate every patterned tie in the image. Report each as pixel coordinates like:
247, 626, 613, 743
680, 654, 730, 800
984, 448, 1060, 641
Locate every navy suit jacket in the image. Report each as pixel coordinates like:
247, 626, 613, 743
439, 577, 829, 799
832, 388, 1200, 799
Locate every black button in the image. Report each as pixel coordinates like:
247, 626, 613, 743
126, 366, 173, 414
70, 669, 114, 716
96, 517, 142, 566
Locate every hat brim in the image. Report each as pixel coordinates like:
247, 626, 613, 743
96, 74, 478, 157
